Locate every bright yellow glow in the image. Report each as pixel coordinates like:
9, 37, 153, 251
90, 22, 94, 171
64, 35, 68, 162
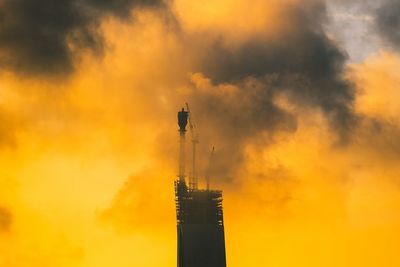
352, 51, 400, 119
0, 2, 400, 267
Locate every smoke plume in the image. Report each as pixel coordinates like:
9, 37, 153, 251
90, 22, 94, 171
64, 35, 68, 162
0, 0, 165, 76
194, 1, 356, 132
167, 1, 358, 181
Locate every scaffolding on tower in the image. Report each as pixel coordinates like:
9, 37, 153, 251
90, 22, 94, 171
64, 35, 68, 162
174, 104, 227, 267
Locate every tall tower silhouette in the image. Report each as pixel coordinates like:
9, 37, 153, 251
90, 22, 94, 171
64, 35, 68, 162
175, 107, 227, 267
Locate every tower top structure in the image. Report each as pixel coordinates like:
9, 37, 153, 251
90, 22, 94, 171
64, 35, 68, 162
178, 108, 188, 132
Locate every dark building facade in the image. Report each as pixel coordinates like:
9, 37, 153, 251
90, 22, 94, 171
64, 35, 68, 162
175, 180, 227, 267
175, 106, 227, 267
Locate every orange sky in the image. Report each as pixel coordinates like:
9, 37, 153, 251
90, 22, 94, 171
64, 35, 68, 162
1, 0, 400, 266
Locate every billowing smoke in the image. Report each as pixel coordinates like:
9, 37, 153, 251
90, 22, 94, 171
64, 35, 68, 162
0, 0, 165, 76
195, 2, 356, 130
176, 1, 357, 181
375, 0, 400, 50
181, 75, 297, 181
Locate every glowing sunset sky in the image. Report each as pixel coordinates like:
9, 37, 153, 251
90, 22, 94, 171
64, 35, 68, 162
1, 0, 400, 266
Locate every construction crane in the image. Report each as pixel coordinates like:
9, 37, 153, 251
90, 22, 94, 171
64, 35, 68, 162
206, 146, 215, 191
186, 102, 199, 190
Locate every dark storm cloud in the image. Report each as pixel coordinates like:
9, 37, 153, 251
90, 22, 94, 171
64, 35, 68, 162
0, 206, 12, 232
375, 0, 400, 50
196, 2, 356, 134
173, 1, 359, 181
0, 0, 164, 76
186, 77, 297, 181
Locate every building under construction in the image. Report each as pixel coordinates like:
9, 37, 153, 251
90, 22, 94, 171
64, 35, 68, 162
174, 106, 227, 267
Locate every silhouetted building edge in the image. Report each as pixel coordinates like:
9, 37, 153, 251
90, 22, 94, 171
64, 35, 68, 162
174, 106, 227, 267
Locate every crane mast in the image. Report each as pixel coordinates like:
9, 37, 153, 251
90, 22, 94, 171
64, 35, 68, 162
186, 103, 199, 190
206, 146, 215, 191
